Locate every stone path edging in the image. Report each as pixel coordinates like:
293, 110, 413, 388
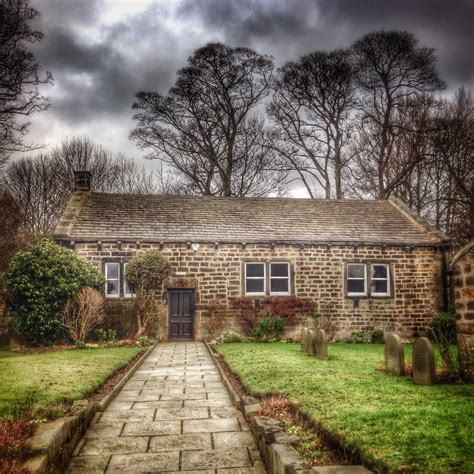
204, 340, 242, 408
22, 343, 156, 474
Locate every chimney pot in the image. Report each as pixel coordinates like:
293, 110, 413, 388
74, 170, 91, 191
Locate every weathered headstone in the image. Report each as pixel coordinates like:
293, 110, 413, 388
304, 329, 313, 354
384, 333, 405, 375
412, 337, 436, 385
300, 328, 308, 352
308, 330, 317, 356
315, 329, 328, 359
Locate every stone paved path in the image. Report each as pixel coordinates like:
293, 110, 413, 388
67, 342, 266, 473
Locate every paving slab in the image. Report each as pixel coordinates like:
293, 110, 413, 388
107, 452, 180, 472
181, 447, 252, 470
213, 431, 257, 449
67, 341, 265, 473
79, 437, 148, 456
183, 417, 241, 433
122, 420, 181, 436
99, 409, 154, 423
84, 423, 124, 438
154, 406, 209, 420
148, 433, 212, 452
67, 455, 109, 473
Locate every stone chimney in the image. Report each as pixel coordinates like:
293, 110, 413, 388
74, 170, 91, 191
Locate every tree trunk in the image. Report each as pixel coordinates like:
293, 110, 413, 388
334, 133, 343, 199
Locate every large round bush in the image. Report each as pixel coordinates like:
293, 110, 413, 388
2, 237, 105, 346
125, 250, 171, 293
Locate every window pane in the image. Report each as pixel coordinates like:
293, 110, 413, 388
347, 264, 365, 278
246, 263, 264, 277
372, 264, 388, 279
271, 263, 289, 277
271, 278, 289, 293
372, 280, 388, 294
347, 279, 365, 294
107, 280, 119, 295
106, 263, 119, 279
246, 278, 264, 293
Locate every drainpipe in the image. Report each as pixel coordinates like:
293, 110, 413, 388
440, 244, 450, 312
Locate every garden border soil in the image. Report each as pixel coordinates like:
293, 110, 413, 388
205, 341, 373, 474
21, 342, 156, 474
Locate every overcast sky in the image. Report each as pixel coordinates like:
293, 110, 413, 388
27, 0, 473, 179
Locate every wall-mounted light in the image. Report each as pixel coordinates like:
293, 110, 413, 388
191, 243, 200, 252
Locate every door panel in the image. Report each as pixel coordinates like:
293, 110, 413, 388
168, 290, 194, 340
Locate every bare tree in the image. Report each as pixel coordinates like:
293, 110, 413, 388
368, 88, 473, 245
3, 137, 159, 233
0, 0, 53, 167
0, 185, 21, 241
61, 287, 105, 342
131, 42, 287, 197
268, 49, 356, 199
431, 88, 473, 242
51, 137, 158, 195
4, 154, 67, 233
350, 31, 445, 199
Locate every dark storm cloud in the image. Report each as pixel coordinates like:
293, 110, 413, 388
39, 27, 112, 73
32, 1, 185, 123
178, 0, 474, 89
316, 0, 474, 89
25, 0, 473, 156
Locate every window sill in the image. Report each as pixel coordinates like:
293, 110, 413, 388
345, 295, 393, 300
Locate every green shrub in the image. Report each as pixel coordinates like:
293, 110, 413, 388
137, 336, 153, 347
125, 251, 171, 295
428, 311, 457, 345
2, 237, 105, 346
222, 332, 244, 343
349, 331, 366, 344
428, 310, 459, 373
251, 317, 285, 341
125, 250, 171, 338
95, 328, 117, 343
75, 340, 86, 349
370, 329, 384, 344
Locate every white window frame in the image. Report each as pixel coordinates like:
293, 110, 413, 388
346, 263, 367, 297
105, 262, 120, 298
269, 262, 291, 296
123, 263, 135, 298
370, 263, 390, 297
244, 262, 266, 296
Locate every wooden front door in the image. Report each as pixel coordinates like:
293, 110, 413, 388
168, 289, 194, 340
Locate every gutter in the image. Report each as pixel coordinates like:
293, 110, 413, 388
53, 236, 447, 249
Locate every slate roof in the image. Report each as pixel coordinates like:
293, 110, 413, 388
54, 192, 447, 246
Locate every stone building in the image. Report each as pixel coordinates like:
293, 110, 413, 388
452, 240, 474, 369
53, 171, 450, 341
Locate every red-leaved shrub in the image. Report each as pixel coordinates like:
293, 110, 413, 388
0, 417, 35, 473
203, 300, 227, 340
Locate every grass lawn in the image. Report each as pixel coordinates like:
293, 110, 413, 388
215, 342, 474, 473
0, 346, 142, 420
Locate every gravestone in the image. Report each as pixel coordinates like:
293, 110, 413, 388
412, 337, 436, 385
308, 330, 317, 356
303, 329, 313, 354
315, 329, 328, 359
384, 333, 405, 375
300, 328, 308, 351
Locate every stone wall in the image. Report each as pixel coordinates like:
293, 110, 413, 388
72, 241, 444, 341
452, 241, 474, 369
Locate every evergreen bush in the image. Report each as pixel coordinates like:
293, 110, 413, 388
2, 238, 104, 346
